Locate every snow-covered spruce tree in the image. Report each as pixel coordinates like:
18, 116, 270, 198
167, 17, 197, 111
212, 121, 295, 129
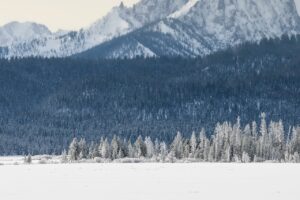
118, 149, 125, 159
183, 140, 190, 159
190, 132, 197, 158
145, 137, 154, 159
154, 139, 160, 159
212, 122, 232, 162
268, 120, 285, 161
68, 138, 80, 161
98, 137, 104, 158
111, 136, 119, 160
232, 117, 242, 160
248, 122, 258, 161
167, 149, 176, 163
208, 145, 215, 162
127, 140, 135, 158
290, 127, 300, 156
242, 152, 251, 163
159, 142, 168, 162
241, 124, 252, 160
61, 150, 68, 163
197, 128, 208, 160
88, 141, 99, 159
134, 136, 147, 158
203, 138, 211, 161
119, 138, 128, 159
78, 138, 88, 159
224, 145, 231, 162
100, 138, 110, 159
171, 132, 184, 159
258, 113, 269, 160
293, 152, 300, 163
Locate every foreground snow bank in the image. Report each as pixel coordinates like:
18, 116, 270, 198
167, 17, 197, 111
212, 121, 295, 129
0, 163, 299, 200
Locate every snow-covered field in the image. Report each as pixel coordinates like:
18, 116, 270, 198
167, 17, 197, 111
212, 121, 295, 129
0, 161, 299, 200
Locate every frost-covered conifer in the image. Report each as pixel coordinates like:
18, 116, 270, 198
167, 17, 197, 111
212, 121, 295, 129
68, 138, 79, 161
171, 132, 184, 159
118, 149, 124, 159
197, 129, 207, 160
145, 137, 154, 158
154, 138, 160, 158
242, 152, 250, 163
159, 142, 168, 162
88, 142, 99, 159
111, 136, 119, 160
78, 138, 88, 159
167, 150, 175, 163
293, 152, 300, 163
101, 139, 110, 159
127, 141, 135, 158
134, 136, 147, 158
190, 132, 197, 158
61, 150, 68, 163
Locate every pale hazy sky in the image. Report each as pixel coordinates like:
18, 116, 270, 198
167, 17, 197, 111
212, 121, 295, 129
0, 0, 299, 31
0, 0, 139, 31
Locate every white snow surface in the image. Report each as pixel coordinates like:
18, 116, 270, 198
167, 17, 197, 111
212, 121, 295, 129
0, 162, 299, 200
109, 41, 157, 59
169, 0, 199, 18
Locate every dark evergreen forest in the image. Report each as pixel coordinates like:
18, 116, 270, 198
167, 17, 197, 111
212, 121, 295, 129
0, 35, 300, 155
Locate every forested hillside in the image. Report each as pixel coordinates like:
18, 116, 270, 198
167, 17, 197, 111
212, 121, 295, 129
0, 35, 300, 155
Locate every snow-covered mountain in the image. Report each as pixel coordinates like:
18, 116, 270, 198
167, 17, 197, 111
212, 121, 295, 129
77, 0, 300, 59
0, 0, 188, 58
0, 22, 51, 47
1, 0, 300, 58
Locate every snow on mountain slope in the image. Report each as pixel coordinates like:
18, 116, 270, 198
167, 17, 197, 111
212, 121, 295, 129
130, 0, 189, 24
179, 0, 300, 44
76, 18, 214, 59
296, 0, 300, 15
82, 0, 189, 49
75, 30, 159, 59
169, 0, 199, 18
0, 22, 51, 47
108, 41, 157, 59
0, 0, 188, 58
77, 0, 300, 59
82, 5, 136, 50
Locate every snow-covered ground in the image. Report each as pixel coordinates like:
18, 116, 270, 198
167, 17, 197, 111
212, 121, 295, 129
0, 155, 61, 165
0, 162, 299, 200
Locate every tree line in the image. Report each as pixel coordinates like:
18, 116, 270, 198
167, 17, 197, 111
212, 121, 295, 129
64, 114, 300, 163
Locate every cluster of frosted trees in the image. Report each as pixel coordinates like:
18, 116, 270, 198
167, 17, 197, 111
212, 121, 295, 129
65, 114, 300, 163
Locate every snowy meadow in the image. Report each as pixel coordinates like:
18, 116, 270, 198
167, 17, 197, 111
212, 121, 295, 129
0, 163, 299, 200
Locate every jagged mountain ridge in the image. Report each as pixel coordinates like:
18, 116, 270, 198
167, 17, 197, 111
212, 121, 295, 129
1, 0, 300, 58
77, 0, 300, 59
0, 0, 189, 58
